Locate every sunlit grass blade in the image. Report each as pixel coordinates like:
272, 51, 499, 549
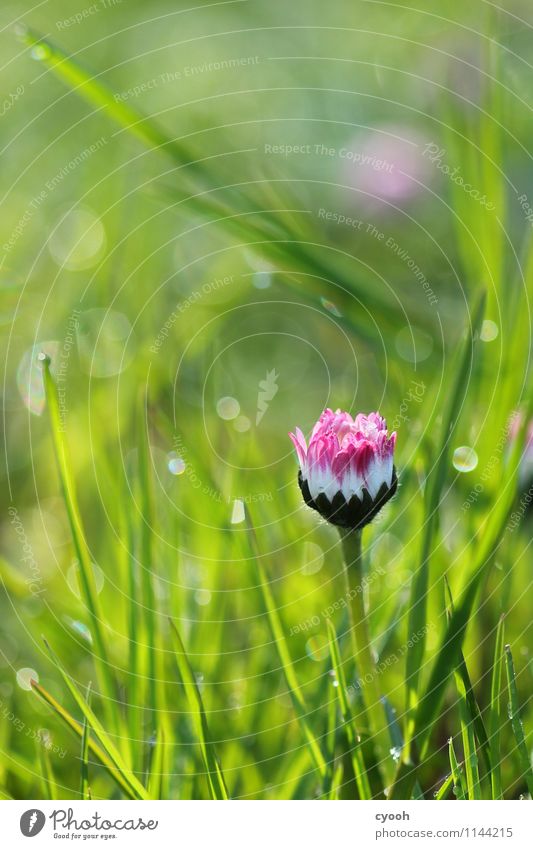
504, 644, 533, 797
37, 739, 58, 800
326, 618, 373, 800
390, 395, 531, 800
146, 726, 166, 801
444, 577, 489, 792
455, 673, 481, 799
80, 684, 91, 800
489, 614, 506, 799
31, 680, 143, 800
169, 619, 228, 800
435, 770, 454, 800
404, 292, 486, 747
328, 762, 344, 800
137, 392, 158, 722
39, 354, 116, 730
323, 680, 338, 797
245, 517, 327, 783
19, 28, 176, 159
448, 737, 467, 801
40, 640, 149, 800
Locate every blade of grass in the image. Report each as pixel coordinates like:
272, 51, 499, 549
41, 640, 149, 801
169, 619, 228, 800
390, 396, 531, 800
435, 770, 455, 800
404, 292, 486, 751
80, 683, 91, 800
448, 737, 467, 801
38, 740, 57, 800
245, 517, 327, 783
444, 577, 490, 784
326, 618, 372, 800
489, 614, 505, 799
455, 672, 481, 799
31, 680, 143, 800
137, 392, 158, 724
39, 353, 116, 731
146, 726, 165, 801
504, 644, 533, 797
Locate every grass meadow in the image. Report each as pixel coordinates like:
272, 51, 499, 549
1, 0, 533, 801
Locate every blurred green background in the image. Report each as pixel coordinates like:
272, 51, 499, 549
1, 0, 532, 799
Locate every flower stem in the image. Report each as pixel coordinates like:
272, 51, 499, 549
339, 527, 384, 746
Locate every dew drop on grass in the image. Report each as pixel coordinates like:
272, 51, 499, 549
167, 451, 186, 475
301, 541, 324, 575
31, 43, 51, 61
452, 445, 478, 473
389, 746, 401, 762
67, 561, 105, 598
231, 499, 245, 524
16, 667, 38, 691
328, 670, 340, 688
480, 319, 498, 342
17, 341, 60, 415
252, 271, 271, 289
320, 297, 342, 317
305, 636, 329, 662
64, 617, 92, 644
217, 396, 240, 420
194, 589, 211, 606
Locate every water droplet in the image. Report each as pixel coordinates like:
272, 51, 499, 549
233, 415, 251, 433
320, 297, 342, 317
48, 207, 106, 270
194, 589, 211, 606
305, 636, 329, 662
16, 341, 60, 415
452, 445, 478, 473
16, 667, 38, 691
389, 746, 401, 762
64, 618, 92, 644
40, 728, 53, 748
231, 499, 245, 524
216, 396, 240, 420
31, 43, 51, 61
67, 561, 105, 599
301, 541, 324, 575
76, 309, 133, 377
167, 451, 186, 475
480, 319, 498, 342
395, 325, 433, 363
252, 271, 272, 289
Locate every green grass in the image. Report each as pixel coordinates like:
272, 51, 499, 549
1, 0, 532, 800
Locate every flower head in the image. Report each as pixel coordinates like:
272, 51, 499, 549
289, 408, 397, 529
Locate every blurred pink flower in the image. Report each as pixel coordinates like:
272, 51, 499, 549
289, 408, 397, 529
340, 125, 431, 207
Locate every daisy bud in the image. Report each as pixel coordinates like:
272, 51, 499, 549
289, 408, 397, 529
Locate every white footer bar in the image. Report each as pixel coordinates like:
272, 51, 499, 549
3, 800, 530, 848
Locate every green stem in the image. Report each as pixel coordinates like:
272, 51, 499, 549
339, 528, 383, 745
